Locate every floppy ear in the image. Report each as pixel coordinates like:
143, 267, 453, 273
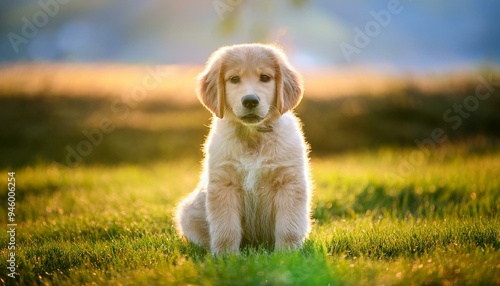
197, 53, 226, 118
275, 55, 303, 114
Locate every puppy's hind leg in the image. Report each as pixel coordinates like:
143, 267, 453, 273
175, 189, 210, 247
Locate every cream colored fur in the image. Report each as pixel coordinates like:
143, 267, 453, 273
175, 43, 312, 255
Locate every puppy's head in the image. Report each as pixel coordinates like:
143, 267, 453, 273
197, 43, 303, 126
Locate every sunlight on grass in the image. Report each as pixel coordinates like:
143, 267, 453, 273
0, 148, 498, 285
312, 148, 500, 220
0, 64, 202, 105
0, 63, 499, 284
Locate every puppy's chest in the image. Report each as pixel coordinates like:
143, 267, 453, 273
236, 156, 272, 193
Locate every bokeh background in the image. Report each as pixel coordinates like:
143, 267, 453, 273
2, 0, 500, 69
1, 0, 499, 167
1, 2, 500, 284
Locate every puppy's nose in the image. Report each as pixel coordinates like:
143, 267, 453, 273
241, 94, 260, 109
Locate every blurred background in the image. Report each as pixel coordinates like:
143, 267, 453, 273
0, 0, 499, 168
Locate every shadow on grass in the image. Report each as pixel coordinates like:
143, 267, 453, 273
298, 87, 500, 154
0, 94, 209, 168
314, 183, 498, 220
1, 82, 499, 168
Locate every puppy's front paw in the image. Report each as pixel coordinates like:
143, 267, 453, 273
275, 232, 303, 251
210, 231, 241, 255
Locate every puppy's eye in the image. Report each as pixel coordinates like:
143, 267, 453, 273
260, 74, 271, 83
230, 76, 240, 84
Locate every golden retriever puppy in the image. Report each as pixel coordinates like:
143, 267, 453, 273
175, 43, 312, 255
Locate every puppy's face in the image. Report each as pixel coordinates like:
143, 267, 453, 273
223, 57, 276, 125
197, 44, 303, 127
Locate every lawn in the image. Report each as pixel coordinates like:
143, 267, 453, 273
0, 64, 499, 285
0, 150, 499, 285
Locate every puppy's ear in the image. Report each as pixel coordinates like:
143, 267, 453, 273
275, 54, 303, 114
197, 52, 225, 118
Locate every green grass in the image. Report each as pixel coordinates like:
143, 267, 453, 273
0, 66, 499, 284
1, 150, 499, 285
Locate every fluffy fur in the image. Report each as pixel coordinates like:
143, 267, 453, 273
175, 43, 312, 255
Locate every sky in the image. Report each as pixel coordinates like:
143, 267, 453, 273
1, 0, 499, 72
